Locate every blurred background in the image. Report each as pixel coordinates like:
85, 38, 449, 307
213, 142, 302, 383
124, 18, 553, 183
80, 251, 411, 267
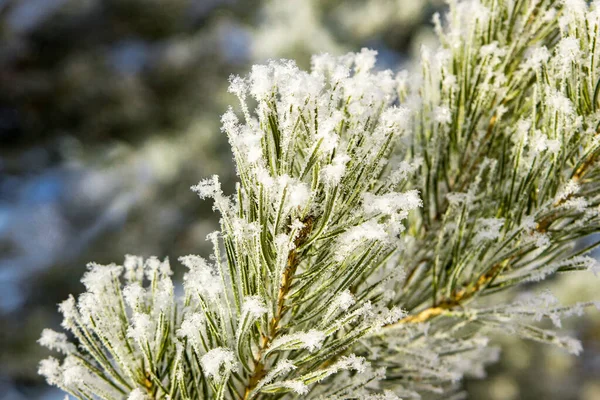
0, 1, 597, 399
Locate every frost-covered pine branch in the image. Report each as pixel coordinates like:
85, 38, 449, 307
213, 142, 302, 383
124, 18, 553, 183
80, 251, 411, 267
40, 0, 600, 398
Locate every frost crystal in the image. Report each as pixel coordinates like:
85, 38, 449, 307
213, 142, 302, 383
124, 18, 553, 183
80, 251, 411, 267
555, 180, 580, 202
201, 348, 238, 379
524, 46, 550, 70
334, 290, 355, 311
269, 330, 326, 353
122, 283, 145, 308
180, 255, 223, 302
242, 296, 268, 318
363, 190, 422, 216
434, 106, 452, 124
127, 312, 154, 343
127, 389, 149, 400
177, 312, 205, 348
38, 357, 62, 386
38, 329, 76, 355
322, 154, 350, 186
191, 175, 222, 200
279, 380, 309, 395
474, 218, 504, 243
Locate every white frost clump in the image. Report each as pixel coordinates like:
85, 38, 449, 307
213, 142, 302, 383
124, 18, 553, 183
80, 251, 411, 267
380, 106, 411, 130
322, 154, 350, 186
474, 218, 504, 243
123, 283, 145, 309
180, 255, 223, 302
123, 254, 144, 282
191, 175, 222, 200
434, 105, 452, 124
563, 256, 600, 277
279, 380, 309, 395
546, 89, 574, 116
127, 312, 155, 343
201, 348, 238, 380
354, 48, 378, 72
81, 262, 123, 294
555, 36, 582, 76
333, 290, 356, 312
242, 296, 268, 318
529, 130, 560, 155
563, 337, 583, 355
38, 357, 62, 386
269, 329, 326, 353
38, 329, 75, 355
523, 46, 550, 70
336, 354, 368, 373
61, 356, 88, 387
363, 190, 422, 216
128, 388, 149, 400
335, 221, 389, 261
287, 180, 311, 210
177, 312, 206, 349
191, 175, 232, 213
249, 64, 273, 99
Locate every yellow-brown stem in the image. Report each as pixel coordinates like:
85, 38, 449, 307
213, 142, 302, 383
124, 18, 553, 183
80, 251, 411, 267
390, 260, 506, 328
242, 216, 313, 399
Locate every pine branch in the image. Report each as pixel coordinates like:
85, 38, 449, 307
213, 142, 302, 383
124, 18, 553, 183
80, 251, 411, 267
243, 216, 313, 398
38, 1, 600, 399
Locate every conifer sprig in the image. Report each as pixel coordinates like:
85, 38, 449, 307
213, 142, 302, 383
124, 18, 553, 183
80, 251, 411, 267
40, 1, 600, 398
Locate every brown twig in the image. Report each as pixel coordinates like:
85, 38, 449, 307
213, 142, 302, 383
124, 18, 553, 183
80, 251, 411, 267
242, 216, 314, 399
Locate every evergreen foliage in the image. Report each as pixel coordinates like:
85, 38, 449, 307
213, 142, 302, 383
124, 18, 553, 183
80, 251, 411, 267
40, 0, 600, 398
